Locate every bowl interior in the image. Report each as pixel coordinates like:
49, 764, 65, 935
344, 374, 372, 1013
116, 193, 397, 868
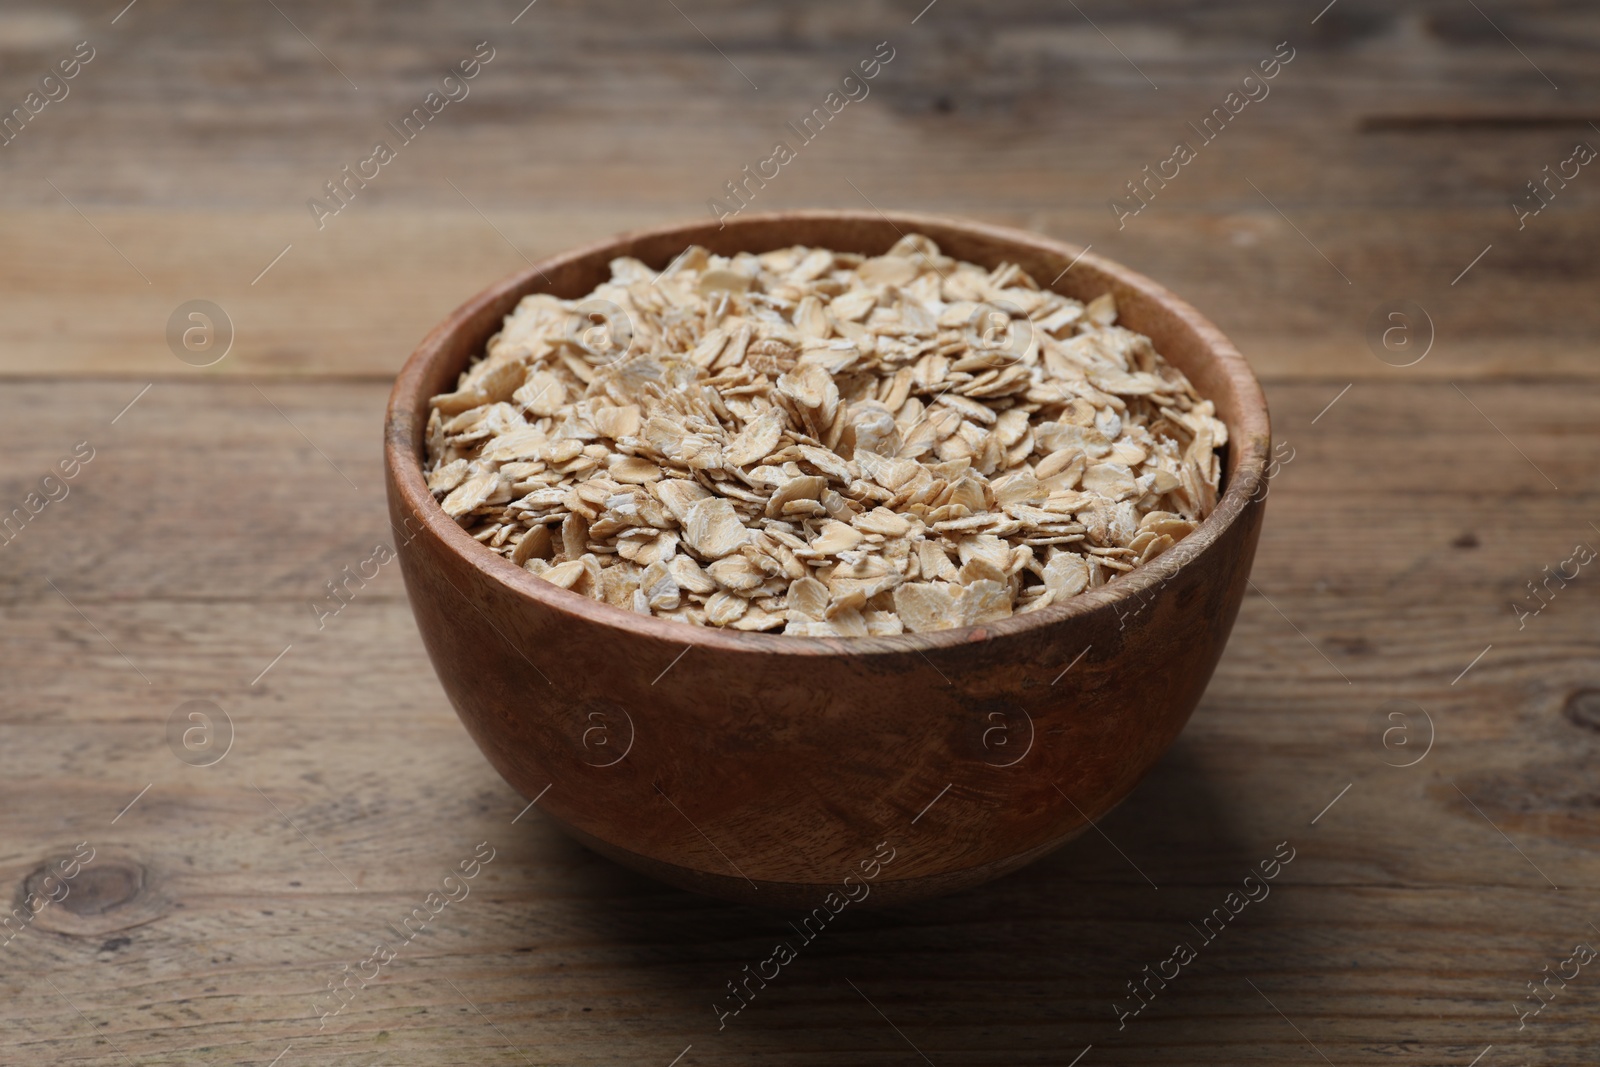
386, 210, 1270, 653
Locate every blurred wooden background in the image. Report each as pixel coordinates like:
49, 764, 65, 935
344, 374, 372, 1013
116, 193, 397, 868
2, 1, 1598, 1064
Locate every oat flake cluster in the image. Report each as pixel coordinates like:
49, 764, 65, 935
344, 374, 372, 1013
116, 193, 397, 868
424, 234, 1225, 636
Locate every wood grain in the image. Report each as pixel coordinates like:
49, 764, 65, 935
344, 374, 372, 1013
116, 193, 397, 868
3, 0, 1599, 1062
4, 377, 1598, 1064
1, 0, 1598, 380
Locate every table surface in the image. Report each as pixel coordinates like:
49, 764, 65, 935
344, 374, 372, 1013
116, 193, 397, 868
3, 1, 1598, 1064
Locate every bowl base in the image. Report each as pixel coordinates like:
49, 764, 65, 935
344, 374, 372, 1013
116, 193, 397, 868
545, 811, 1087, 909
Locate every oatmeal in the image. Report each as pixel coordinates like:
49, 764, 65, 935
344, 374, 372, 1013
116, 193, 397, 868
424, 235, 1224, 635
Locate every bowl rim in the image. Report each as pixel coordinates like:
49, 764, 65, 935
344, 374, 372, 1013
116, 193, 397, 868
384, 210, 1270, 657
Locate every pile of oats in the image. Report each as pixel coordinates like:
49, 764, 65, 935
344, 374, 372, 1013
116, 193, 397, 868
424, 234, 1224, 636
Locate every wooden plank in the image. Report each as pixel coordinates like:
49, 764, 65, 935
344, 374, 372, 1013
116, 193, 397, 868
2, 379, 1599, 1063
1, 1, 1597, 379
1, 379, 1589, 601
2, 590, 1595, 890
5, 204, 1598, 381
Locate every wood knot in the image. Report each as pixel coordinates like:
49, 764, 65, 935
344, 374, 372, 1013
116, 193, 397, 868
16, 849, 167, 939
27, 858, 144, 916
1563, 688, 1600, 732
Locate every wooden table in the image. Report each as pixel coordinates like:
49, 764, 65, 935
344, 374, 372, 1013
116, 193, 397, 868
3, 1, 1597, 1063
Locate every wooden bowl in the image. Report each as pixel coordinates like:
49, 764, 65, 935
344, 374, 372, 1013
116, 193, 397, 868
384, 211, 1270, 907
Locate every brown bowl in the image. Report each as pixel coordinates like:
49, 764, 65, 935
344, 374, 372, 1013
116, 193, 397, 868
384, 211, 1269, 908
